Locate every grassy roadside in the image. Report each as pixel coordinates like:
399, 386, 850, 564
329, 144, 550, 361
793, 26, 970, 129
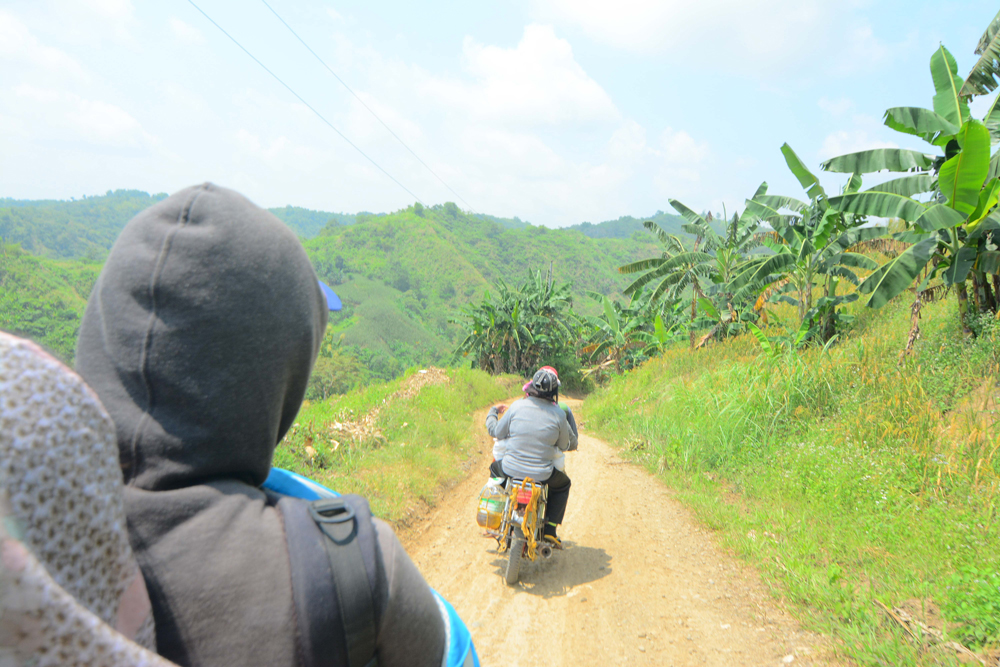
583, 296, 1000, 666
273, 367, 521, 524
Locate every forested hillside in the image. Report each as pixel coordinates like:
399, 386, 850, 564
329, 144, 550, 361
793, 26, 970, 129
0, 243, 101, 361
0, 190, 355, 257
0, 191, 168, 259
0, 194, 663, 378
306, 203, 660, 379
566, 210, 689, 239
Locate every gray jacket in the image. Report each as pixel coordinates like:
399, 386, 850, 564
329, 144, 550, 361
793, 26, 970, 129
76, 184, 444, 667
486, 396, 570, 479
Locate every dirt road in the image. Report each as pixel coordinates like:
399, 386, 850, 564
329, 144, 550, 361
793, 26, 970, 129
402, 400, 835, 666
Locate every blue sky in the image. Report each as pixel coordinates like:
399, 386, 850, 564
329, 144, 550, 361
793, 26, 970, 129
1, 0, 998, 226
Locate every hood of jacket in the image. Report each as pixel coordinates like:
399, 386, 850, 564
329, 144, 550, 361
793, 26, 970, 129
75, 183, 326, 491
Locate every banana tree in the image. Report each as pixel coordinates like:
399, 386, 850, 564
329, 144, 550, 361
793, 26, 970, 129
452, 271, 581, 373
580, 292, 681, 373
822, 36, 1000, 333
618, 222, 716, 349
672, 192, 766, 328
732, 144, 882, 342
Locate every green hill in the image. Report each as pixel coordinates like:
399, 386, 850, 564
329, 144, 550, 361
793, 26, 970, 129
304, 203, 662, 377
268, 205, 356, 236
566, 211, 686, 239
0, 190, 168, 259
0, 191, 357, 258
0, 243, 101, 363
0, 193, 674, 381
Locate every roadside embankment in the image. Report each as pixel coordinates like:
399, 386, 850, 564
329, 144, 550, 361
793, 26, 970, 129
273, 367, 521, 523
583, 295, 1000, 665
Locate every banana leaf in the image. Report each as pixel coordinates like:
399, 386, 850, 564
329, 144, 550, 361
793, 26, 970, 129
976, 250, 1000, 274
968, 211, 1000, 240
942, 246, 978, 284
730, 254, 797, 290
746, 322, 775, 357
893, 229, 932, 244
602, 295, 620, 335
938, 120, 991, 214
863, 174, 935, 197
828, 191, 927, 221
916, 204, 967, 231
697, 297, 720, 320
826, 266, 862, 285
829, 224, 890, 250
639, 219, 680, 248
756, 195, 807, 213
669, 199, 710, 227
781, 143, 825, 200
844, 173, 864, 195
961, 9, 1000, 97
834, 252, 880, 271
883, 106, 959, 146
821, 148, 934, 174
857, 237, 938, 308
931, 45, 970, 126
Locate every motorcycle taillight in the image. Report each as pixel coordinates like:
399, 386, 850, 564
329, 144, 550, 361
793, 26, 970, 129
516, 488, 533, 505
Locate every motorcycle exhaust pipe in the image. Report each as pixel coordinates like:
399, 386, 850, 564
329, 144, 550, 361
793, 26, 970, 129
539, 543, 553, 559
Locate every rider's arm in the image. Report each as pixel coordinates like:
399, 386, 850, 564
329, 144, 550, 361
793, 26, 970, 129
372, 519, 447, 667
485, 405, 512, 439
555, 409, 570, 452
565, 408, 579, 452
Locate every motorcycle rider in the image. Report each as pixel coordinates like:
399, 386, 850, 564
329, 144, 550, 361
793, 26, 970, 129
485, 366, 572, 547
74, 183, 446, 667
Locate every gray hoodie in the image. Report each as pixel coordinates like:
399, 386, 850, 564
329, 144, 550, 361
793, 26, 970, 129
486, 396, 570, 479
75, 183, 444, 667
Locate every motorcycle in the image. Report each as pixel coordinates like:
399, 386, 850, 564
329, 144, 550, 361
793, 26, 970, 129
481, 476, 554, 585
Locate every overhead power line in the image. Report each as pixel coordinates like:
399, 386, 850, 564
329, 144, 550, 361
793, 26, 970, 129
259, 0, 479, 214
186, 0, 425, 205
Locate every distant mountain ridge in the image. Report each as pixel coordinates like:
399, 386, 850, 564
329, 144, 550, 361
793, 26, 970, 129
0, 190, 691, 259
1, 190, 670, 379
565, 211, 690, 239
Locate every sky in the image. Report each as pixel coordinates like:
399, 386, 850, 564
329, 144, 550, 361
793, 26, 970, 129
1, 0, 998, 227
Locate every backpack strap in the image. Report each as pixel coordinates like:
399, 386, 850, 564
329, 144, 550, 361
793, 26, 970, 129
310, 498, 379, 667
275, 493, 385, 667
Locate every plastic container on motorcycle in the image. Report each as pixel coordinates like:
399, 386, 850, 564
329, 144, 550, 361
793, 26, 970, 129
476, 478, 506, 530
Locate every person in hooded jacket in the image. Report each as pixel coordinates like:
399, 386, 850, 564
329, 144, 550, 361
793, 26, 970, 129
74, 183, 446, 667
485, 366, 572, 547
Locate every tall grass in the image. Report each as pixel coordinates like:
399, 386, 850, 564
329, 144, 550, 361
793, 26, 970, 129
273, 368, 521, 523
584, 296, 1000, 664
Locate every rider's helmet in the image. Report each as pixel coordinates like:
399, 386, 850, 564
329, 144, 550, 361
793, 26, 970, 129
530, 366, 561, 399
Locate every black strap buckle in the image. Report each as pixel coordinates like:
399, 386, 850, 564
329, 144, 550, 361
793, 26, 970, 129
309, 498, 356, 524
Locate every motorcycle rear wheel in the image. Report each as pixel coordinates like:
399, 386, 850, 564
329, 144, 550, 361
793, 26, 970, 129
505, 527, 525, 585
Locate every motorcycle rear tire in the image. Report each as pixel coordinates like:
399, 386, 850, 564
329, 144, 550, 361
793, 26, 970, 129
505, 527, 525, 585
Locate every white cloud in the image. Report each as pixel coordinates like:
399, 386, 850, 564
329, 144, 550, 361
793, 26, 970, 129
79, 0, 133, 19
326, 8, 343, 22
818, 130, 897, 161
653, 127, 709, 199
833, 25, 890, 75
818, 96, 853, 116
47, 0, 136, 45
12, 85, 155, 149
535, 0, 817, 51
421, 24, 619, 127
818, 112, 900, 162
659, 127, 708, 164
531, 0, 888, 76
0, 11, 87, 79
169, 18, 204, 45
